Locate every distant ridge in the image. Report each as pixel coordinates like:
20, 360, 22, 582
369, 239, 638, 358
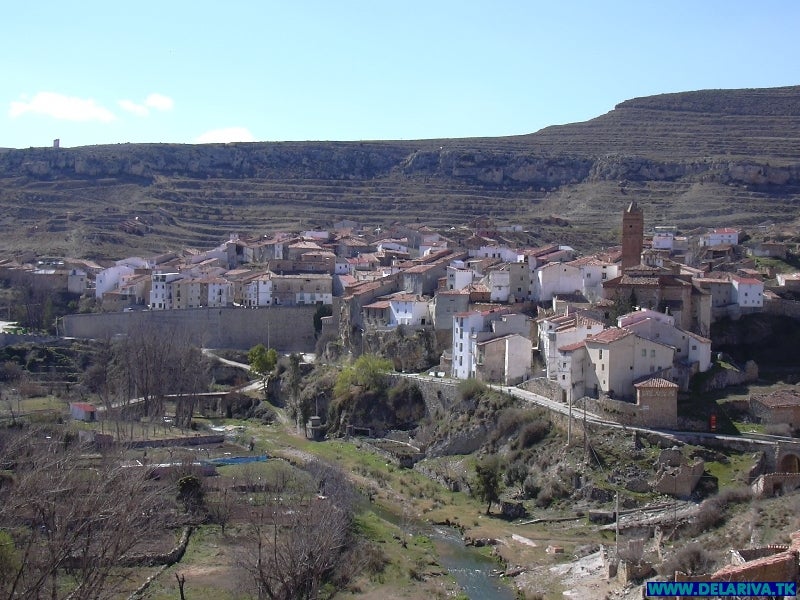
0, 85, 799, 259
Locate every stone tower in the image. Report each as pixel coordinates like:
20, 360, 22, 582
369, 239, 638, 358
621, 201, 644, 270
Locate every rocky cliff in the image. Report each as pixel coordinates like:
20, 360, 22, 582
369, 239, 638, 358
1, 85, 799, 258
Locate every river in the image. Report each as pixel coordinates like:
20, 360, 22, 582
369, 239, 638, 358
429, 525, 517, 600
367, 502, 516, 599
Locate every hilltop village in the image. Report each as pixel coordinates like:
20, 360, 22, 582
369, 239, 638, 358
2, 205, 795, 420
4, 203, 800, 598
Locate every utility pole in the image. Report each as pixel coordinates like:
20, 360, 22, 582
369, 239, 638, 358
567, 394, 572, 446
615, 490, 620, 557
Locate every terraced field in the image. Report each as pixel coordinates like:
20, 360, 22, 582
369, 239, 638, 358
1, 85, 800, 258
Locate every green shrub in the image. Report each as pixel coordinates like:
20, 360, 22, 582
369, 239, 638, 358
458, 378, 487, 402
519, 420, 549, 448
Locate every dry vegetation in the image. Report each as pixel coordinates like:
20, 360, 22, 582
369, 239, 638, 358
1, 86, 800, 258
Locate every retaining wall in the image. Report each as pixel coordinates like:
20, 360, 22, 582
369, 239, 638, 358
62, 306, 317, 351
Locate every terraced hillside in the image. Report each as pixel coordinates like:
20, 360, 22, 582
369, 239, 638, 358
1, 85, 800, 258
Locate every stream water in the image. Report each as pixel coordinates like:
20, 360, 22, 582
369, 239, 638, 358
429, 525, 517, 600
368, 503, 516, 599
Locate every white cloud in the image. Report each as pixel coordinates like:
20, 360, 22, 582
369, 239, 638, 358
194, 127, 255, 144
9, 92, 116, 122
118, 99, 149, 117
145, 93, 174, 111
118, 93, 174, 117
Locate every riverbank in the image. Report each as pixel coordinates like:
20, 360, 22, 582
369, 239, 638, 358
248, 420, 639, 599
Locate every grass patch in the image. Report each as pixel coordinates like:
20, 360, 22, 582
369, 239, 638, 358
704, 452, 756, 490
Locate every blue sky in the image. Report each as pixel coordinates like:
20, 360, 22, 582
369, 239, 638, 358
4, 1, 800, 148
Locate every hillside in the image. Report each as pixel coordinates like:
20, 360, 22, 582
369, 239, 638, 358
1, 86, 800, 259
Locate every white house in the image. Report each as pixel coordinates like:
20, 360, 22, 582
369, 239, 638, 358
531, 262, 583, 303
452, 311, 486, 379
552, 325, 679, 403
538, 310, 605, 380
474, 334, 532, 385
581, 328, 675, 399
652, 232, 675, 250
149, 271, 182, 310
388, 294, 431, 327
486, 267, 511, 303
375, 238, 409, 254
205, 277, 233, 308
243, 274, 273, 307
731, 276, 764, 308
568, 256, 620, 300
618, 308, 712, 373
469, 245, 523, 263
451, 310, 531, 380
301, 230, 330, 242
701, 228, 740, 247
95, 264, 135, 299
446, 266, 474, 291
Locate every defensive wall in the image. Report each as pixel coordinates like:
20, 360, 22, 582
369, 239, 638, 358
765, 296, 800, 319
61, 306, 317, 351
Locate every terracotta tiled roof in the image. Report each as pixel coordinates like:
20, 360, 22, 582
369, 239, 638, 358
363, 301, 390, 310
587, 327, 633, 344
634, 377, 678, 389
751, 390, 800, 409
558, 341, 586, 352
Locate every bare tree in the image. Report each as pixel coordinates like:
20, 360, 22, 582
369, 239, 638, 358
172, 345, 212, 429
238, 460, 357, 600
111, 321, 210, 424
0, 428, 170, 600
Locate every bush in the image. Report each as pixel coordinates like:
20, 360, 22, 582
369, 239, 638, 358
504, 459, 528, 488
765, 423, 792, 437
523, 473, 540, 499
458, 379, 487, 403
253, 402, 277, 424
535, 477, 570, 508
659, 543, 715, 576
519, 420, 549, 448
687, 486, 752, 535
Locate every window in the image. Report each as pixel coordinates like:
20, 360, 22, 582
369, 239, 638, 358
650, 349, 655, 358
601, 364, 605, 371
641, 349, 646, 357
599, 349, 603, 359
562, 375, 566, 380
692, 344, 697, 350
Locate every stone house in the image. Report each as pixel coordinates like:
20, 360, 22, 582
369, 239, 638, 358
750, 389, 800, 429
271, 273, 332, 306
581, 327, 675, 400
633, 377, 678, 429
474, 333, 532, 385
431, 289, 470, 330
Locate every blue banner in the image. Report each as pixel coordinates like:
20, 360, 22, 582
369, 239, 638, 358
646, 580, 797, 597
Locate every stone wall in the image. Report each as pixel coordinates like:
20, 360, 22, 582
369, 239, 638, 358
653, 461, 705, 498
62, 306, 317, 351
389, 374, 461, 415
519, 377, 564, 402
751, 473, 800, 497
765, 297, 800, 319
